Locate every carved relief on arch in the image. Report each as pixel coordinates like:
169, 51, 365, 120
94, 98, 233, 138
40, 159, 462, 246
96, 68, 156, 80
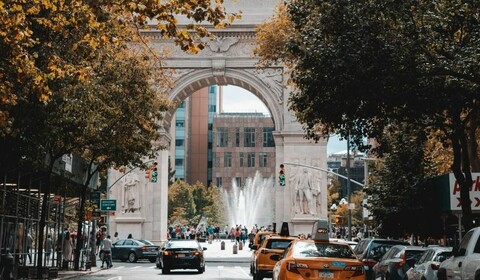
245, 68, 284, 105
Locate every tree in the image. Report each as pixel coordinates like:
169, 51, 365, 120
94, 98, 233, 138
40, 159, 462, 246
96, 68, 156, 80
0, 1, 239, 275
168, 181, 224, 226
256, 0, 480, 231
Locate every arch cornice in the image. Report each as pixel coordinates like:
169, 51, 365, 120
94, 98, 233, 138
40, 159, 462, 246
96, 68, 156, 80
164, 68, 284, 131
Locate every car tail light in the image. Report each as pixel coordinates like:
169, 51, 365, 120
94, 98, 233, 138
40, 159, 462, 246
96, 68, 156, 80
394, 252, 406, 269
344, 265, 365, 277
286, 262, 308, 274
362, 259, 377, 268
140, 246, 148, 251
431, 263, 440, 270
260, 248, 270, 254
193, 251, 201, 256
163, 251, 173, 256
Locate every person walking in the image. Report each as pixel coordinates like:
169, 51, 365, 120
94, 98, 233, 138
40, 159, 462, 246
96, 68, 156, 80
101, 235, 113, 268
26, 232, 33, 264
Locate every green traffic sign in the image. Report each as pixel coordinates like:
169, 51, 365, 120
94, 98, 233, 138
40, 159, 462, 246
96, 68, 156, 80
100, 199, 116, 211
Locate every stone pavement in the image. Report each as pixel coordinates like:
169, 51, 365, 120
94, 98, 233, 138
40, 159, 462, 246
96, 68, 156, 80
55, 239, 252, 279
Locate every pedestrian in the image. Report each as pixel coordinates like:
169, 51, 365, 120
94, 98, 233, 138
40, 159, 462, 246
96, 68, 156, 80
101, 235, 113, 268
45, 234, 53, 264
26, 232, 33, 264
113, 232, 119, 242
127, 233, 133, 239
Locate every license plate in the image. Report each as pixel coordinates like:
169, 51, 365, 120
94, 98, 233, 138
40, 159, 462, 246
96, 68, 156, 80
176, 253, 185, 257
319, 271, 334, 279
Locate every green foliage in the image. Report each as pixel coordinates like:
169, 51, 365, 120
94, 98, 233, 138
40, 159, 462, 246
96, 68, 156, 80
257, 0, 480, 230
366, 123, 443, 238
168, 181, 224, 226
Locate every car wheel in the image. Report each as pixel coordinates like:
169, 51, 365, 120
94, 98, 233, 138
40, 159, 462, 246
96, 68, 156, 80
437, 268, 447, 280
197, 265, 204, 274
128, 252, 138, 263
255, 269, 264, 280
162, 267, 170, 274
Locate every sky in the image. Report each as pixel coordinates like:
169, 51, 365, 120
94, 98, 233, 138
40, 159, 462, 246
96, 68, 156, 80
221, 85, 347, 154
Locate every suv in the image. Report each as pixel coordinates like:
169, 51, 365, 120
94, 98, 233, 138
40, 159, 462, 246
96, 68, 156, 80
354, 238, 409, 280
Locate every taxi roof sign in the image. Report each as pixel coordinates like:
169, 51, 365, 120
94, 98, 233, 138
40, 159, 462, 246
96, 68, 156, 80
279, 222, 289, 236
312, 219, 329, 241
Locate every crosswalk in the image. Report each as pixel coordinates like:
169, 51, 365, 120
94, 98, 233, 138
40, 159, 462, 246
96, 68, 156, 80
106, 265, 249, 272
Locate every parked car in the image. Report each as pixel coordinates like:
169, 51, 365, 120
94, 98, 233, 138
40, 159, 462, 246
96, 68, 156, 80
372, 245, 427, 280
354, 238, 410, 280
156, 239, 207, 274
108, 238, 159, 263
272, 220, 365, 280
406, 246, 452, 280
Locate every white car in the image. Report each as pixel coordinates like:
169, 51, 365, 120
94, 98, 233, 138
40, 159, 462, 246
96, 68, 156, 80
406, 246, 452, 280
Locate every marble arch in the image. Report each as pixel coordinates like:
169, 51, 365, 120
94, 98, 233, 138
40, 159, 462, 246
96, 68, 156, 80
164, 68, 284, 130
107, 0, 328, 242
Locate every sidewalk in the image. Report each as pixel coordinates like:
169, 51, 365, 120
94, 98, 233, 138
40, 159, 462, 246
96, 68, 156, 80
55, 239, 252, 279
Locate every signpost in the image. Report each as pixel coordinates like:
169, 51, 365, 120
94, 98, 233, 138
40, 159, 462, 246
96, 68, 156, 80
100, 199, 117, 211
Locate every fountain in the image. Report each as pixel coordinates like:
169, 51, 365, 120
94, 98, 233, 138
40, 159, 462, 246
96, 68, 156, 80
220, 171, 275, 229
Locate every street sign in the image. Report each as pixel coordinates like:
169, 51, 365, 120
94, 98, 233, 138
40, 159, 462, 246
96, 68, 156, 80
100, 199, 117, 211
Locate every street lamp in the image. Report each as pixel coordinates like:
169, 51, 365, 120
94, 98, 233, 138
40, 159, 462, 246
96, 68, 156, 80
330, 203, 338, 235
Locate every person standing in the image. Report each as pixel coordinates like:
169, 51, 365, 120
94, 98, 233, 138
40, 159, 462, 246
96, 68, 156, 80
113, 232, 119, 242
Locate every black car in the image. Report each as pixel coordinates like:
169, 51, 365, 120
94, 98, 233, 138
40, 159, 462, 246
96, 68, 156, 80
354, 238, 410, 280
107, 238, 159, 263
372, 245, 426, 280
156, 239, 207, 274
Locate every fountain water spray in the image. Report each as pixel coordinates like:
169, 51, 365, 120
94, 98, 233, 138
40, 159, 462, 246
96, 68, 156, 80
220, 171, 274, 229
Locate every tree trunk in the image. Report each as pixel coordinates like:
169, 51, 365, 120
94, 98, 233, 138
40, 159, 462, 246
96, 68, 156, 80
451, 119, 474, 232
36, 163, 54, 279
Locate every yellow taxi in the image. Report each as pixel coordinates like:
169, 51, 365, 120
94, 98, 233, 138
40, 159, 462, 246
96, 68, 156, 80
252, 234, 298, 280
250, 231, 278, 275
272, 220, 365, 280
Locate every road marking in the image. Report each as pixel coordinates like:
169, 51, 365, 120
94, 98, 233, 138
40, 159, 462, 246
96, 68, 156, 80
218, 266, 224, 270
238, 266, 250, 278
130, 266, 141, 269
107, 277, 121, 280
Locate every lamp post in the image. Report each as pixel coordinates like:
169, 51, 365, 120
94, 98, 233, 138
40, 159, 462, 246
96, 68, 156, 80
346, 135, 352, 241
330, 203, 337, 235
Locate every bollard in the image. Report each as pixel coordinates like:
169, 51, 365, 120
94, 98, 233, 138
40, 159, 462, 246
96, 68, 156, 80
239, 241, 243, 250
221, 241, 225, 250
233, 243, 238, 254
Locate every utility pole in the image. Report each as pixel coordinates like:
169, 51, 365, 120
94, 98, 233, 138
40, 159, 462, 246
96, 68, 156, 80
346, 135, 352, 241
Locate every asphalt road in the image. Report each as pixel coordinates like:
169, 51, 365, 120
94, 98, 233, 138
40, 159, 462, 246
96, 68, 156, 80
71, 260, 252, 280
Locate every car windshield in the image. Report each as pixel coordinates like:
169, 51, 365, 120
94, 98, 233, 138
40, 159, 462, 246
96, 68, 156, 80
293, 242, 356, 259
138, 240, 154, 245
166, 241, 199, 249
434, 251, 453, 262
369, 242, 400, 260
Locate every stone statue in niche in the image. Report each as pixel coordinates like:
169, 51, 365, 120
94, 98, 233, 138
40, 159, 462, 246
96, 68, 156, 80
290, 165, 321, 215
122, 172, 140, 213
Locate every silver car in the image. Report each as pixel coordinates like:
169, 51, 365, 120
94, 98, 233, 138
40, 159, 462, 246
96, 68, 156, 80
406, 246, 452, 280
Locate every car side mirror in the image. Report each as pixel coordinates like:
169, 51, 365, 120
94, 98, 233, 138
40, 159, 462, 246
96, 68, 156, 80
203, 247, 207, 251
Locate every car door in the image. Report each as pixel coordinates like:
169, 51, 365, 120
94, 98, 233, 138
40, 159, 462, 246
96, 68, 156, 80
111, 239, 124, 260
376, 246, 400, 279
445, 231, 472, 280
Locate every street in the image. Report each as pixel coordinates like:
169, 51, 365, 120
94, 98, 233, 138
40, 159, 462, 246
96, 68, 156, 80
73, 260, 251, 280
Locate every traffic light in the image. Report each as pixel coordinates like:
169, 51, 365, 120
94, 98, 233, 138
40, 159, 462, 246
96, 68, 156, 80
151, 162, 158, 183
279, 164, 285, 186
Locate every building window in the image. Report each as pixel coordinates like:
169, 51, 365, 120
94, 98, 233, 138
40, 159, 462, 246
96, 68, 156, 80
175, 158, 184, 166
224, 152, 232, 167
175, 139, 184, 147
259, 152, 268, 167
216, 127, 229, 147
176, 120, 185, 127
235, 177, 242, 187
239, 152, 244, 167
263, 127, 275, 147
247, 152, 255, 167
216, 177, 223, 187
235, 128, 240, 147
244, 127, 256, 147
